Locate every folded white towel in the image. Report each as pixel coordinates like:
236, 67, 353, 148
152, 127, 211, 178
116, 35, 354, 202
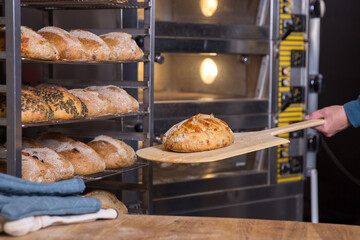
3, 208, 117, 237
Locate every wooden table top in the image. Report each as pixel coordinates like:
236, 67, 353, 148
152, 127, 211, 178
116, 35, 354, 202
1, 214, 360, 240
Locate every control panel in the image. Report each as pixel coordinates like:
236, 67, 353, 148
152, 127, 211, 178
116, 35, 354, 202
276, 0, 308, 183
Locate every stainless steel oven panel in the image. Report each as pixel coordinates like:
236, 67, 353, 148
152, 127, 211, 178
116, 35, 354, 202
156, 0, 263, 25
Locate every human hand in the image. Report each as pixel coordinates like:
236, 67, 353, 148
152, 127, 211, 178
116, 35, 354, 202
305, 105, 351, 137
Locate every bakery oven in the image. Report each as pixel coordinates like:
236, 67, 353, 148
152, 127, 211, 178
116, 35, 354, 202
151, 0, 322, 220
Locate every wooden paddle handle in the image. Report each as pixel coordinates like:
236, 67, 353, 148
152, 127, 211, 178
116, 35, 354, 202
270, 119, 325, 136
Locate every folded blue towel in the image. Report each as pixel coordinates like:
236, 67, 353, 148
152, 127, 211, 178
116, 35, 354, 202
0, 173, 85, 196
0, 194, 101, 220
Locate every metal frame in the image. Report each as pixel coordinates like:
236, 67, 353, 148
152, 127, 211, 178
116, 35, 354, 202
3, 0, 154, 214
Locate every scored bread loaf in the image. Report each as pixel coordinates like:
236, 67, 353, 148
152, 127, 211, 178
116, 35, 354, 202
69, 29, 111, 62
22, 147, 74, 180
68, 89, 117, 117
163, 113, 235, 152
36, 132, 105, 176
85, 190, 128, 214
85, 85, 139, 114
100, 32, 143, 61
0, 90, 54, 123
32, 87, 88, 120
88, 135, 136, 169
0, 152, 57, 183
38, 26, 89, 60
0, 26, 59, 60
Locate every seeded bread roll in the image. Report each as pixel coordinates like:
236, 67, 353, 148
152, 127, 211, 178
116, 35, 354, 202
36, 132, 106, 176
100, 32, 143, 61
163, 113, 235, 152
85, 85, 139, 114
38, 26, 89, 60
32, 87, 88, 120
23, 147, 74, 180
85, 190, 128, 214
69, 29, 111, 62
0, 26, 59, 60
68, 89, 117, 117
88, 135, 136, 169
0, 90, 53, 123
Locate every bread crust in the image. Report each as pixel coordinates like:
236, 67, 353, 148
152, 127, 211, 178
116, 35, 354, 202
85, 85, 139, 114
100, 32, 143, 61
0, 26, 59, 60
69, 89, 116, 117
32, 87, 88, 120
37, 133, 106, 176
88, 135, 136, 169
0, 90, 54, 123
69, 29, 111, 61
163, 114, 234, 152
85, 190, 128, 214
38, 26, 89, 60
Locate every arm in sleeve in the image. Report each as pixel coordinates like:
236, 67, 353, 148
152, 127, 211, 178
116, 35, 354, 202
344, 95, 360, 128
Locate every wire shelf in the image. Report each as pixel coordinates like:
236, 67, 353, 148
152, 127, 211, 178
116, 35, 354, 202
18, 0, 150, 10
81, 161, 148, 182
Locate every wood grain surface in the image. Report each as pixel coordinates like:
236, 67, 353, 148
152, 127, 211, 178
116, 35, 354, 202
1, 214, 359, 240
136, 119, 325, 163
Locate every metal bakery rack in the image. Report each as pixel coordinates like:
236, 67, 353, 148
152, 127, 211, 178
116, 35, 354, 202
1, 0, 154, 214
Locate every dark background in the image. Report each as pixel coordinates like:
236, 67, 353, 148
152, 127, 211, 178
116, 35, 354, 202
304, 0, 360, 225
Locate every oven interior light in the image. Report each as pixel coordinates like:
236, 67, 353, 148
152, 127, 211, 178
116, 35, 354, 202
200, 0, 218, 17
200, 58, 218, 85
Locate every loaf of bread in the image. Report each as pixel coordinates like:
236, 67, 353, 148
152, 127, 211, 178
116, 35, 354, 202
0, 26, 59, 60
0, 90, 54, 123
100, 32, 143, 61
36, 132, 106, 176
22, 147, 74, 180
38, 26, 89, 60
85, 190, 128, 214
22, 137, 43, 148
163, 114, 234, 152
88, 135, 136, 169
68, 89, 116, 117
32, 87, 88, 120
0, 152, 57, 183
85, 85, 139, 114
69, 29, 111, 62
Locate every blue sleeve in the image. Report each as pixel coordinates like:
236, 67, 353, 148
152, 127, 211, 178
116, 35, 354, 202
344, 95, 360, 128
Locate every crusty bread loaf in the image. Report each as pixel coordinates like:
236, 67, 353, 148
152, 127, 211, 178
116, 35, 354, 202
68, 89, 117, 117
36, 132, 105, 176
0, 26, 59, 60
163, 113, 234, 152
88, 135, 136, 169
38, 26, 89, 60
23, 147, 74, 180
0, 90, 54, 123
32, 87, 88, 120
85, 190, 128, 214
85, 85, 139, 114
100, 32, 143, 61
22, 137, 43, 148
69, 29, 111, 62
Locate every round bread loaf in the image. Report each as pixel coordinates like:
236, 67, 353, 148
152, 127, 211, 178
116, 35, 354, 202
85, 190, 128, 214
0, 90, 54, 123
0, 26, 59, 60
23, 147, 74, 180
68, 89, 116, 117
37, 132, 106, 176
88, 135, 136, 169
69, 29, 111, 62
38, 26, 89, 60
22, 152, 57, 183
163, 113, 235, 152
85, 85, 139, 114
32, 87, 88, 120
100, 32, 143, 61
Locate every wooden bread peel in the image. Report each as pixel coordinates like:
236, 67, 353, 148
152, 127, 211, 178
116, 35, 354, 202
136, 119, 325, 163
